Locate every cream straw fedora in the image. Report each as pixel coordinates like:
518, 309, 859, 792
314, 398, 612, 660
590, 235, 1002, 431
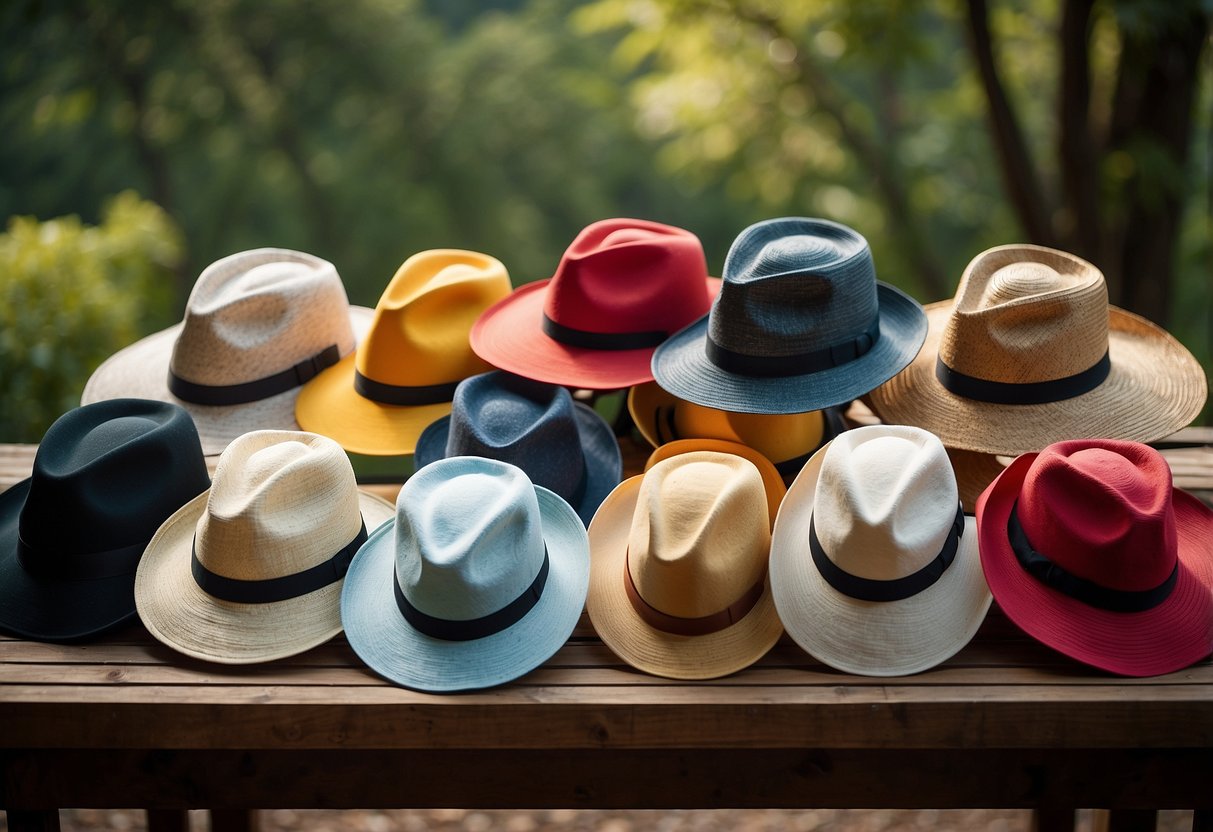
83, 249, 374, 455
135, 430, 395, 664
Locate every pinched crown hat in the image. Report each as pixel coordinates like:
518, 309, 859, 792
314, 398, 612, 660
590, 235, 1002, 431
83, 249, 374, 455
295, 250, 512, 456
869, 245, 1207, 455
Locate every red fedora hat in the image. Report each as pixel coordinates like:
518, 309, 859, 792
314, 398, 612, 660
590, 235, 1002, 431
976, 439, 1213, 677
470, 218, 719, 390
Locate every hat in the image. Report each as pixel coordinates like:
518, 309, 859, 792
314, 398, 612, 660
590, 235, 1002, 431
867, 245, 1207, 456
976, 439, 1213, 677
295, 250, 512, 456
770, 425, 991, 676
82, 249, 374, 455
470, 219, 719, 390
0, 399, 210, 642
651, 217, 928, 414
587, 451, 784, 679
947, 447, 1010, 512
341, 457, 590, 692
135, 430, 395, 664
627, 381, 844, 477
643, 439, 787, 524
413, 372, 622, 526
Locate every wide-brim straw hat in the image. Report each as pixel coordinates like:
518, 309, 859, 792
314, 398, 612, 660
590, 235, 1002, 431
643, 439, 788, 523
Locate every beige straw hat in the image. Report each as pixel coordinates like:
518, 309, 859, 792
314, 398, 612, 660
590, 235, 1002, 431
135, 430, 394, 664
867, 245, 1206, 456
83, 249, 373, 455
587, 451, 784, 680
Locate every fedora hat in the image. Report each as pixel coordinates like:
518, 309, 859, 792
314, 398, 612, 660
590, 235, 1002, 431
643, 439, 787, 524
587, 451, 784, 679
470, 218, 719, 390
976, 439, 1213, 677
0, 399, 210, 642
295, 250, 512, 456
135, 430, 395, 664
651, 217, 928, 415
413, 371, 621, 526
82, 249, 374, 455
341, 457, 590, 692
868, 245, 1207, 455
770, 425, 991, 676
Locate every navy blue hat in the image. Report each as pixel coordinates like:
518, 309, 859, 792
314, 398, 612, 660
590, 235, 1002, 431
0, 399, 210, 642
414, 372, 622, 526
652, 218, 928, 414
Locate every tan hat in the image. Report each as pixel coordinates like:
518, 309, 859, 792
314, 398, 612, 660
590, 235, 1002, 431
83, 249, 373, 455
643, 438, 787, 525
135, 430, 395, 664
868, 245, 1207, 455
587, 451, 783, 680
947, 446, 1010, 511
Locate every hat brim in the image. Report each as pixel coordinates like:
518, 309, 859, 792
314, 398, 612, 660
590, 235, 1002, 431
585, 475, 784, 680
341, 486, 590, 692
413, 402, 622, 527
0, 480, 140, 642
470, 278, 722, 391
976, 453, 1213, 677
769, 441, 992, 676
81, 308, 376, 456
134, 489, 396, 664
868, 302, 1209, 456
651, 282, 928, 414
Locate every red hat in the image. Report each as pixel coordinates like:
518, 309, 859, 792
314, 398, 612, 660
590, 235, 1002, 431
976, 439, 1213, 677
470, 219, 719, 390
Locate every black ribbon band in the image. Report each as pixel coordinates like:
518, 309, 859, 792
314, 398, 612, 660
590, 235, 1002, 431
191, 520, 367, 604
393, 548, 549, 641
706, 317, 881, 378
810, 503, 964, 602
935, 351, 1111, 405
354, 370, 461, 406
543, 314, 667, 351
169, 344, 341, 406
1007, 502, 1177, 612
17, 533, 146, 581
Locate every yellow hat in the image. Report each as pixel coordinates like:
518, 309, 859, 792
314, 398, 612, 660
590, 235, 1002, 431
296, 250, 511, 455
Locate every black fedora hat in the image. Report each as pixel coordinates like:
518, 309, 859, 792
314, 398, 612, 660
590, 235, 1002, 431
0, 399, 210, 642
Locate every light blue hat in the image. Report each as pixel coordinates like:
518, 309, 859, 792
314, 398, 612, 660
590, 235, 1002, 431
341, 456, 590, 692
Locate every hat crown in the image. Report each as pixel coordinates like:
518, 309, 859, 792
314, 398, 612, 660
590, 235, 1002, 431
1016, 440, 1177, 591
195, 431, 363, 581
813, 426, 960, 581
396, 458, 547, 621
171, 249, 357, 387
940, 245, 1109, 384
356, 250, 510, 387
629, 452, 771, 618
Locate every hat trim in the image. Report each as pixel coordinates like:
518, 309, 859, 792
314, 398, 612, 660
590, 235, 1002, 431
17, 529, 145, 581
935, 351, 1111, 405
543, 314, 667, 350
353, 370, 461, 406
168, 344, 342, 406
706, 316, 881, 378
624, 556, 765, 637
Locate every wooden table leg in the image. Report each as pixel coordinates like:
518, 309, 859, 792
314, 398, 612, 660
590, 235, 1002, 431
1032, 808, 1077, 832
147, 809, 190, 832
210, 809, 259, 832
5, 810, 61, 832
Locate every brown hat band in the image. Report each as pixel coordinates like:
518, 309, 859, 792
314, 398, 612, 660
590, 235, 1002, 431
935, 351, 1110, 405
624, 555, 765, 636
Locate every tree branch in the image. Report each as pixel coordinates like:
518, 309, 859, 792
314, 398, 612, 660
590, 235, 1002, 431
1057, 0, 1101, 261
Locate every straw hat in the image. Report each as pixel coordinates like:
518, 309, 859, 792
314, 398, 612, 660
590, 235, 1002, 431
770, 425, 991, 676
947, 447, 1010, 512
976, 439, 1213, 677
868, 245, 1207, 455
82, 249, 374, 455
0, 400, 210, 642
295, 250, 511, 456
341, 457, 590, 692
587, 451, 784, 679
413, 371, 621, 526
643, 439, 787, 524
471, 219, 719, 390
135, 430, 395, 664
651, 217, 928, 414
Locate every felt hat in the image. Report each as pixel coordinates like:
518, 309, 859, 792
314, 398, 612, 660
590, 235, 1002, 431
341, 457, 590, 692
643, 439, 788, 524
0, 399, 210, 642
82, 249, 374, 455
295, 250, 512, 455
976, 439, 1213, 677
651, 217, 928, 414
770, 425, 991, 676
135, 430, 395, 664
587, 451, 784, 679
470, 219, 720, 390
868, 245, 1207, 456
413, 371, 621, 526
